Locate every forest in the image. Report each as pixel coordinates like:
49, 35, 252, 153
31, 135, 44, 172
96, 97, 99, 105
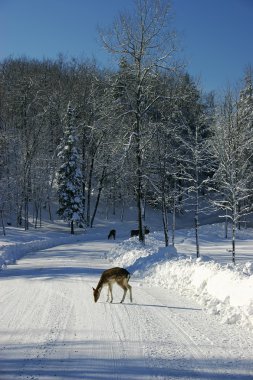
0, 1, 253, 263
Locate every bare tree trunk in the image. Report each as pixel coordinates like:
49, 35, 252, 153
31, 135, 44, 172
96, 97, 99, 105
195, 213, 200, 258
136, 110, 144, 243
194, 125, 200, 258
105, 197, 109, 220
195, 184, 200, 258
1, 210, 6, 236
232, 221, 236, 264
120, 199, 125, 222
172, 194, 176, 247
48, 200, 52, 221
39, 203, 42, 227
162, 199, 169, 247
225, 209, 228, 239
17, 204, 23, 227
81, 132, 86, 224
142, 196, 146, 221
136, 159, 144, 242
34, 202, 39, 228
231, 203, 237, 264
91, 167, 106, 228
70, 220, 74, 234
24, 193, 29, 230
86, 157, 95, 227
195, 173, 200, 258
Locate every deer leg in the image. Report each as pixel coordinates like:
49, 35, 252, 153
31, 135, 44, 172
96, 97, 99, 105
120, 286, 127, 303
121, 281, 132, 303
127, 284, 133, 302
117, 279, 128, 303
106, 286, 110, 302
108, 283, 113, 303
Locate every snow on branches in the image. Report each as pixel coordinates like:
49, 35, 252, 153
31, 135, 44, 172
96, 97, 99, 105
57, 103, 84, 234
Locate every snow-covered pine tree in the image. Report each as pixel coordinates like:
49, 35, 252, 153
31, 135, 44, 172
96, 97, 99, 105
57, 103, 84, 234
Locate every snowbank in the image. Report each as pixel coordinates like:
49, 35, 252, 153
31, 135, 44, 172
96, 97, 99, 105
0, 232, 86, 269
108, 229, 253, 331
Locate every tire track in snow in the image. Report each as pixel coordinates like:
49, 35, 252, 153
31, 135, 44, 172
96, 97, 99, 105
131, 286, 207, 365
140, 285, 253, 379
15, 280, 75, 380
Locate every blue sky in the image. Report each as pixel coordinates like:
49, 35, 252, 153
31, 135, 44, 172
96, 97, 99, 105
1, 0, 253, 93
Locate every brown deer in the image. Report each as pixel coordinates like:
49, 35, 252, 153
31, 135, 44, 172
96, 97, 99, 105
93, 267, 132, 303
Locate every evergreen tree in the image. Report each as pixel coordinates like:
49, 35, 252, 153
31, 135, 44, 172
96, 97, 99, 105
57, 103, 84, 234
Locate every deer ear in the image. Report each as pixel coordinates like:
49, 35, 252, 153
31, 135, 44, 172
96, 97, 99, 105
92, 287, 95, 291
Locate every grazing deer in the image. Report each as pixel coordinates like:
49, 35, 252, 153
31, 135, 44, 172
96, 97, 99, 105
130, 229, 139, 237
93, 267, 132, 304
108, 229, 116, 240
130, 226, 150, 237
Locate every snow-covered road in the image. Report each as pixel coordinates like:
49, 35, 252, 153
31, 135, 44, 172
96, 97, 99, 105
1, 238, 253, 380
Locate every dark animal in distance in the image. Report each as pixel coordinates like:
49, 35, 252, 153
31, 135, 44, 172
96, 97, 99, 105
93, 267, 132, 303
130, 229, 139, 237
108, 229, 116, 240
130, 226, 150, 237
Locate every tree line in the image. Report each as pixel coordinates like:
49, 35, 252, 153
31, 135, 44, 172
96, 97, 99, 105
0, 0, 252, 262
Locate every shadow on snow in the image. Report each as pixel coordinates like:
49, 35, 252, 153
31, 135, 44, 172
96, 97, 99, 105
0, 349, 252, 380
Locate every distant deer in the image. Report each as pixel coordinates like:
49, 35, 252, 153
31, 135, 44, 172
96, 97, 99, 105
108, 229, 116, 240
93, 267, 132, 304
130, 226, 150, 237
130, 229, 139, 237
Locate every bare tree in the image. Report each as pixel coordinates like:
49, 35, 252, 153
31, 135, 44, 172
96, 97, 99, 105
174, 76, 212, 258
100, 0, 177, 242
210, 88, 253, 263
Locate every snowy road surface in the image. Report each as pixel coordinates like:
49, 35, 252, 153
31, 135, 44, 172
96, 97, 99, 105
0, 238, 253, 380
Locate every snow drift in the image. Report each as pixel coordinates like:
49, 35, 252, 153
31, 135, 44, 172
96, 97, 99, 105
108, 228, 253, 331
0, 231, 86, 269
